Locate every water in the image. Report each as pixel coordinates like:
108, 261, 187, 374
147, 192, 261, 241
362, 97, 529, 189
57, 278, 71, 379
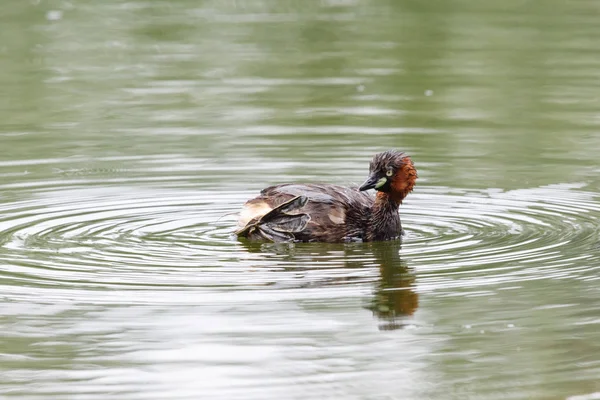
2, 0, 600, 399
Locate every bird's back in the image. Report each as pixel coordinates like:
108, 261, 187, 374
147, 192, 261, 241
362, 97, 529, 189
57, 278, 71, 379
237, 183, 374, 242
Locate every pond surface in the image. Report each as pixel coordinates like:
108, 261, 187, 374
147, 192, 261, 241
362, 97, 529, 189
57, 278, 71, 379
2, 0, 600, 399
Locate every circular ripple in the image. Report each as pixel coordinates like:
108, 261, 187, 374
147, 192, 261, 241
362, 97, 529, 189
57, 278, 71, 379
402, 183, 600, 291
1, 183, 599, 300
0, 187, 244, 295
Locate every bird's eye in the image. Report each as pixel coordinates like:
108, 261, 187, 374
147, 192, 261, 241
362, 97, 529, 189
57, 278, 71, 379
386, 169, 393, 177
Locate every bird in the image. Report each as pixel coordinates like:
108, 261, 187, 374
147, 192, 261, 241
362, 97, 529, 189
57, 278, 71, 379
235, 150, 417, 243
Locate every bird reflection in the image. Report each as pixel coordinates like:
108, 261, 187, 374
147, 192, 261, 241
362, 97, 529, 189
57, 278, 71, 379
366, 241, 418, 330
238, 239, 418, 330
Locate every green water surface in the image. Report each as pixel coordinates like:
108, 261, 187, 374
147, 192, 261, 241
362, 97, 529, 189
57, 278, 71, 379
1, 1, 600, 399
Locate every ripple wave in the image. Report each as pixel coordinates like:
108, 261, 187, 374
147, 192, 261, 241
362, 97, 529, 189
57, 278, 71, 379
1, 182, 598, 301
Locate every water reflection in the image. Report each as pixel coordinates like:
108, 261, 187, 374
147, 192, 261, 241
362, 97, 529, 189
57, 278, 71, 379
367, 242, 418, 330
240, 239, 418, 330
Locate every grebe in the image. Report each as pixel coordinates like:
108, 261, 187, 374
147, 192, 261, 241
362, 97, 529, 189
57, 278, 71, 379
236, 150, 417, 242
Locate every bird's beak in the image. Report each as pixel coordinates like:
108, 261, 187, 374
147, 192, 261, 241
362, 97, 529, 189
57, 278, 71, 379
359, 174, 385, 191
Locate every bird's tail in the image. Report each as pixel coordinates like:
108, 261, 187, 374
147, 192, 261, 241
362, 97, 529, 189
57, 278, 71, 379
236, 196, 310, 242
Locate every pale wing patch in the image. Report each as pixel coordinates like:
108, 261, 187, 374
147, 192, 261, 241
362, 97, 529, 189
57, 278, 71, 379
238, 202, 272, 227
328, 208, 346, 224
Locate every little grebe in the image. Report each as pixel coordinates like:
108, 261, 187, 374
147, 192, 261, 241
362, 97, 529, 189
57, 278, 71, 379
236, 150, 417, 243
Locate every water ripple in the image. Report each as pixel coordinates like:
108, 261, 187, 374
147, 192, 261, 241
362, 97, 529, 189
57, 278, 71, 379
1, 182, 598, 305
403, 184, 600, 292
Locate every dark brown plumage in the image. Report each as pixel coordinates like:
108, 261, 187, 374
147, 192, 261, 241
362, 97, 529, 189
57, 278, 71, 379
236, 150, 417, 243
